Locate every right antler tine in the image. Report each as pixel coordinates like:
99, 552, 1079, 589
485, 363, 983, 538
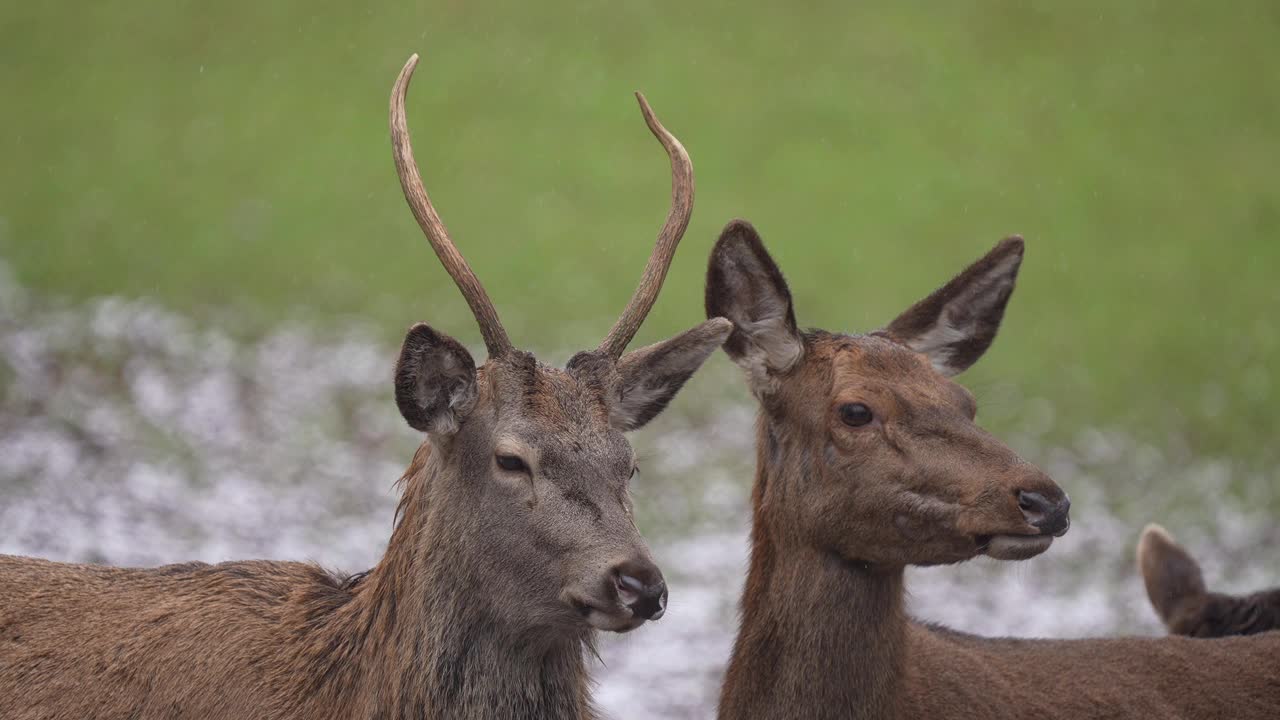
596, 92, 695, 359
390, 54, 513, 358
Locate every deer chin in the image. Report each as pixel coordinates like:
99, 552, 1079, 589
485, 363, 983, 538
978, 533, 1054, 561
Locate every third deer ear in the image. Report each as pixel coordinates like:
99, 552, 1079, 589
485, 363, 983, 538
1137, 523, 1208, 633
1136, 523, 1280, 639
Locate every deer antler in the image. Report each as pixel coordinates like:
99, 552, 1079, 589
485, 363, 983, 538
390, 54, 513, 358
597, 92, 695, 359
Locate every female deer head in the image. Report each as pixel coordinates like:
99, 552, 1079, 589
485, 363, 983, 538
705, 220, 1069, 568
709, 221, 1280, 720
387, 55, 730, 635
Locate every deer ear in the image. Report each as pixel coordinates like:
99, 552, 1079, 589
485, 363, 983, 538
609, 318, 733, 432
394, 323, 478, 435
882, 236, 1024, 377
1137, 524, 1208, 632
705, 220, 804, 392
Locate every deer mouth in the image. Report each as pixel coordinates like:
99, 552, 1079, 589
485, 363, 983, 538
976, 533, 1054, 561
570, 598, 647, 633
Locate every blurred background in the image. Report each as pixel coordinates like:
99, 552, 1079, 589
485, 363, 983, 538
2, 1, 1277, 716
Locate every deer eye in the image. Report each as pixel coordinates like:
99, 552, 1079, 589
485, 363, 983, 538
495, 454, 529, 473
838, 402, 874, 428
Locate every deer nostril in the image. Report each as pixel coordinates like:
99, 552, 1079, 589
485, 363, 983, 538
1017, 490, 1050, 514
627, 582, 666, 621
1016, 490, 1070, 535
616, 573, 646, 595
611, 563, 667, 621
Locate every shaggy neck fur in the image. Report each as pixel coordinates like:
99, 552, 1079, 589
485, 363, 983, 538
294, 442, 595, 720
719, 416, 907, 720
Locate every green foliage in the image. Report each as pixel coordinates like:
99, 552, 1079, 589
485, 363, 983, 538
3, 1, 1278, 460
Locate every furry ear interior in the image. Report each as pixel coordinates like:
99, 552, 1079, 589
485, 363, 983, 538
882, 236, 1024, 376
609, 318, 733, 432
394, 323, 478, 435
705, 220, 803, 392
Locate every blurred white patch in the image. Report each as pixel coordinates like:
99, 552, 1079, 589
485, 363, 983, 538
0, 260, 1275, 719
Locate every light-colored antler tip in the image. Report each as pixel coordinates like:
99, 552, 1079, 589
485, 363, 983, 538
397, 54, 420, 83
634, 92, 660, 125
394, 54, 420, 99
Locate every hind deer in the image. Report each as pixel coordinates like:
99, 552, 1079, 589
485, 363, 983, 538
0, 54, 731, 720
706, 219, 1280, 720
1138, 523, 1280, 638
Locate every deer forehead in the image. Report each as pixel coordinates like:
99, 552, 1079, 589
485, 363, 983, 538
485, 363, 633, 469
824, 335, 967, 409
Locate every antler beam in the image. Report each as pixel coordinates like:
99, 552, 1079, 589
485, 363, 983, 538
597, 93, 695, 359
390, 54, 514, 358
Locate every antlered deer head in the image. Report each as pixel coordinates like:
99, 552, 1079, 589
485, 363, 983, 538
389, 55, 730, 633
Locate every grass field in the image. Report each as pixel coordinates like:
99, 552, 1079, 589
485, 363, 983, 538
3, 1, 1279, 462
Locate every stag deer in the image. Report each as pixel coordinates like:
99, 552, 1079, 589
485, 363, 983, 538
0, 55, 731, 720
706, 220, 1280, 720
1138, 523, 1280, 638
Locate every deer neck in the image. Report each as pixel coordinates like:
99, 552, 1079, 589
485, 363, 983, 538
720, 421, 908, 720
302, 443, 595, 720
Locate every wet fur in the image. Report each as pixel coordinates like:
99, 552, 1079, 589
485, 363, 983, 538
0, 318, 730, 719
0, 443, 595, 720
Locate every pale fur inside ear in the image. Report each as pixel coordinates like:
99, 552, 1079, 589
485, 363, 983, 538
705, 222, 803, 394
886, 239, 1023, 377
736, 291, 803, 391
609, 318, 733, 432
903, 313, 972, 376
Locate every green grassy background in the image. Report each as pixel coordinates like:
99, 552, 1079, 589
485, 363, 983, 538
3, 1, 1278, 462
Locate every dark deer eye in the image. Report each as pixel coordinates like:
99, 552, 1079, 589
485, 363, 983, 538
495, 454, 529, 473
838, 403, 874, 427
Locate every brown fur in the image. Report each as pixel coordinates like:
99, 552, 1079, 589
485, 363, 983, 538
1, 338, 730, 720
0, 443, 595, 720
1139, 523, 1280, 638
0, 57, 732, 718
708, 220, 1280, 720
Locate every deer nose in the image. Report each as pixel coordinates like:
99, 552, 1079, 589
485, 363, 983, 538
1017, 490, 1071, 537
612, 560, 667, 621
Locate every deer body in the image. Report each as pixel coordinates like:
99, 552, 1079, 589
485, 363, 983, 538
706, 220, 1280, 720
722, 426, 1280, 720
0, 54, 730, 719
2, 453, 595, 719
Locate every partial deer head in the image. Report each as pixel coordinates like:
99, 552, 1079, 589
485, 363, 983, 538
389, 55, 729, 633
705, 220, 1068, 567
1138, 523, 1280, 637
